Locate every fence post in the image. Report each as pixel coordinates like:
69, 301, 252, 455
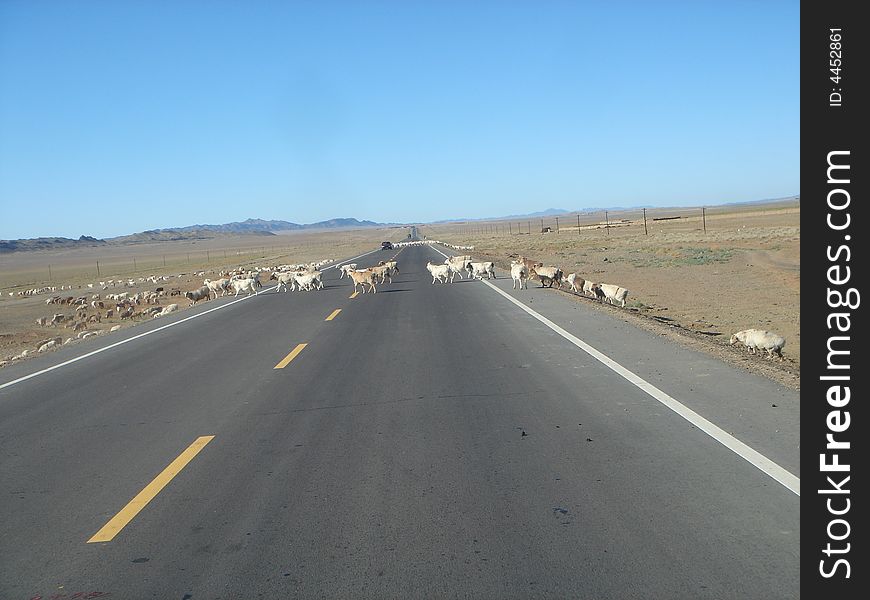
702, 207, 707, 233
643, 208, 648, 235
96, 261, 100, 276
555, 216, 559, 233
605, 211, 609, 236
540, 219, 544, 234
577, 214, 581, 235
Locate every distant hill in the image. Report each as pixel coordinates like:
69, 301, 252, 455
108, 229, 277, 244
503, 208, 570, 219
0, 217, 393, 253
720, 195, 799, 207
302, 217, 383, 229
0, 235, 107, 253
148, 217, 387, 235
428, 208, 570, 224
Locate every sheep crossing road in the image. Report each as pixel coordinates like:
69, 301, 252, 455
0, 244, 799, 599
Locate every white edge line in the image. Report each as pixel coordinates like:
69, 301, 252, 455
0, 247, 384, 392
428, 243, 800, 496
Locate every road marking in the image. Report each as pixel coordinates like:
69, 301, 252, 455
349, 291, 359, 299
87, 435, 214, 543
429, 244, 800, 496
0, 248, 384, 392
325, 309, 342, 321
274, 343, 307, 369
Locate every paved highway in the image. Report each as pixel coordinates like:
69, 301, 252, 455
0, 243, 799, 599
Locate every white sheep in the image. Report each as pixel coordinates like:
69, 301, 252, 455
561, 272, 586, 294
231, 278, 258, 296
598, 283, 629, 307
510, 262, 528, 289
153, 303, 179, 318
466, 261, 496, 280
444, 255, 471, 281
426, 262, 451, 284
528, 266, 562, 288
294, 270, 323, 291
204, 278, 231, 297
269, 272, 295, 292
37, 338, 62, 353
729, 329, 786, 360
349, 269, 377, 293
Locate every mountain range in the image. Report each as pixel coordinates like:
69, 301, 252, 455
0, 217, 391, 253
1, 196, 797, 252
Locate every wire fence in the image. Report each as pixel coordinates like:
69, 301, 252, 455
433, 199, 800, 240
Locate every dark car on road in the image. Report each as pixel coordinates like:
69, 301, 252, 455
381, 241, 393, 250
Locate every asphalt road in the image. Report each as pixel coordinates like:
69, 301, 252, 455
0, 244, 800, 599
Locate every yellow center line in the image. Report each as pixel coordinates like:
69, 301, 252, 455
87, 435, 215, 543
274, 343, 308, 369
325, 308, 342, 321
349, 291, 359, 299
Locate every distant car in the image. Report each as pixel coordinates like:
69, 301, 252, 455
381, 241, 393, 250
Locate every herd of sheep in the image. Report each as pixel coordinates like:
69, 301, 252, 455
418, 240, 786, 361
3, 241, 786, 366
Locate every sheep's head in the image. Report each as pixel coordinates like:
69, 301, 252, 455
729, 334, 740, 345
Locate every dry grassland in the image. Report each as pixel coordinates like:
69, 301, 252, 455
419, 201, 800, 390
0, 227, 408, 366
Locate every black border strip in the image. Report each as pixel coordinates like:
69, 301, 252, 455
802, 1, 866, 595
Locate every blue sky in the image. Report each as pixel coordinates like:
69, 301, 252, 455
0, 1, 799, 240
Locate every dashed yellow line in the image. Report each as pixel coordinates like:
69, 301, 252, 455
87, 435, 215, 543
325, 309, 341, 321
274, 343, 308, 369
349, 291, 359, 299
